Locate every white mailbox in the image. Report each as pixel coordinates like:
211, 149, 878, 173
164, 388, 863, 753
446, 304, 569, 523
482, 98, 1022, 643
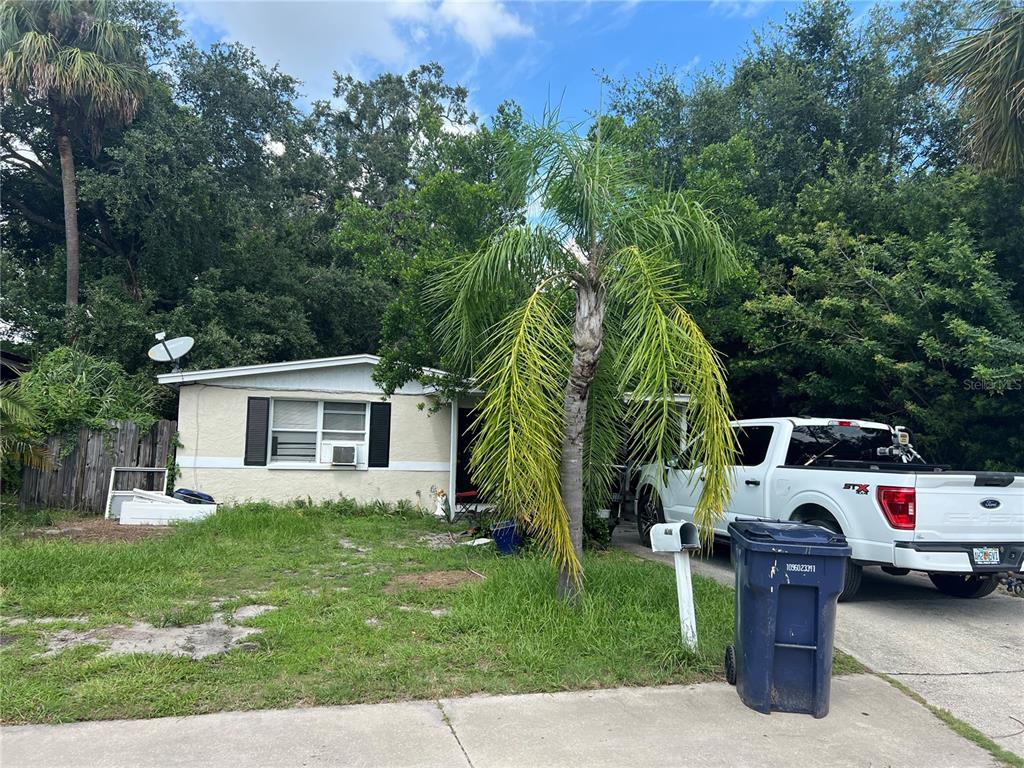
649, 521, 701, 650
650, 521, 700, 553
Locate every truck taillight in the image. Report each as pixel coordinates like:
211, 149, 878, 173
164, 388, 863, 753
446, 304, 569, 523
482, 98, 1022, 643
877, 486, 916, 530
828, 419, 858, 427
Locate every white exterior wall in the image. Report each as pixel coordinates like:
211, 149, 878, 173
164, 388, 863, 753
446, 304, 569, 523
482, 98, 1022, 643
174, 380, 451, 507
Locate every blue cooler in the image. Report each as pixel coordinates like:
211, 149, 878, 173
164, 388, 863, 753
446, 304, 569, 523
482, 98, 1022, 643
726, 520, 851, 718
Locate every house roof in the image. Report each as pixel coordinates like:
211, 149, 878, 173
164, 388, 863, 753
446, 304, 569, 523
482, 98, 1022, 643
156, 353, 452, 386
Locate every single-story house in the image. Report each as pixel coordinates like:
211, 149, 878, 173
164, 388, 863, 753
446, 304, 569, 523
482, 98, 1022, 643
157, 354, 479, 508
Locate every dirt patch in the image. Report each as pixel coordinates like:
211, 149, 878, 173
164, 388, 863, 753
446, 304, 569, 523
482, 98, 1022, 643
231, 605, 277, 621
23, 518, 170, 543
384, 570, 484, 594
41, 612, 264, 660
338, 538, 369, 554
416, 532, 457, 550
398, 605, 450, 617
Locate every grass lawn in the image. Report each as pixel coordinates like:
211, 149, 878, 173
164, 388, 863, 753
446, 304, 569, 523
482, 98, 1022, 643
0, 500, 858, 724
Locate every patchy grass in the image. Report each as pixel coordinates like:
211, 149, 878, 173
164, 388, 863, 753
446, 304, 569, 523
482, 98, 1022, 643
0, 501, 736, 724
880, 675, 1024, 768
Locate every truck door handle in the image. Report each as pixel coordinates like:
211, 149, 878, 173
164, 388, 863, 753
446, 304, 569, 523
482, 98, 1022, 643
745, 479, 761, 486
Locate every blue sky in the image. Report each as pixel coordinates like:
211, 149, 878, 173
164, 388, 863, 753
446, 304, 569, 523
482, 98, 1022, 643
178, 1, 861, 125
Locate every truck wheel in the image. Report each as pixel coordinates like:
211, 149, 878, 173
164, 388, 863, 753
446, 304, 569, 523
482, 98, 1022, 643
808, 518, 862, 602
636, 488, 664, 548
724, 645, 737, 686
928, 573, 999, 599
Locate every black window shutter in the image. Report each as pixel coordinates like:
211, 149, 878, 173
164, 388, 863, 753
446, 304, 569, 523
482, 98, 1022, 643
367, 402, 391, 468
244, 397, 270, 466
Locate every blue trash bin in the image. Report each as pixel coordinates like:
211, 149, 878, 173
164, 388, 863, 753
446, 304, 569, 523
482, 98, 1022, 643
490, 520, 521, 555
726, 520, 851, 718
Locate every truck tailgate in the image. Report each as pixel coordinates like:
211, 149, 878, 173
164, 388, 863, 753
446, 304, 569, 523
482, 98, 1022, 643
914, 473, 1024, 542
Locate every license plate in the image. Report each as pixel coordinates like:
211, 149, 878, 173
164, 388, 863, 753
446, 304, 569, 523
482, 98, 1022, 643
973, 547, 1000, 565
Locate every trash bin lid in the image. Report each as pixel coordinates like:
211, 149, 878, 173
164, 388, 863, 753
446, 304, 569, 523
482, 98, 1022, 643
729, 520, 850, 554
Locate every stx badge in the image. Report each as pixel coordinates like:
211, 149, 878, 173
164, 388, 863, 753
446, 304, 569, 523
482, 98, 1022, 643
843, 483, 870, 495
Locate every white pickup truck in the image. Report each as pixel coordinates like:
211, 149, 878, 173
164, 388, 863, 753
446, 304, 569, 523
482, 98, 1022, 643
636, 417, 1024, 600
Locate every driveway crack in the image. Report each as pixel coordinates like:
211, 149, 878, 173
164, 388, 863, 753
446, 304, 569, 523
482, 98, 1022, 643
436, 700, 475, 768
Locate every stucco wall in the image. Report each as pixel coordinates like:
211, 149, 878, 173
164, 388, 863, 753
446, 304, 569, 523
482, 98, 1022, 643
176, 467, 449, 507
174, 383, 452, 505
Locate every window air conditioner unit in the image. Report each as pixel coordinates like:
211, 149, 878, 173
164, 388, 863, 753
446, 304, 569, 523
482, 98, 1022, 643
322, 442, 359, 467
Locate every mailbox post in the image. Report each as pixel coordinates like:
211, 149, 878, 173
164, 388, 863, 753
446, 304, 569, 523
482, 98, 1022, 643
650, 521, 701, 650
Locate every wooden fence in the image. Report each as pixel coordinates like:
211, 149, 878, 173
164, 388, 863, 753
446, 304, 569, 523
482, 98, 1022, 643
19, 420, 177, 515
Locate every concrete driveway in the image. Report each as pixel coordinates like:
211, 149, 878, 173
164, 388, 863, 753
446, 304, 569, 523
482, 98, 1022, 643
612, 525, 1024, 758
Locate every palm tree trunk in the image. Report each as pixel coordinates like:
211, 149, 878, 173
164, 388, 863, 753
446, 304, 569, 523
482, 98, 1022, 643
557, 280, 606, 602
51, 102, 80, 308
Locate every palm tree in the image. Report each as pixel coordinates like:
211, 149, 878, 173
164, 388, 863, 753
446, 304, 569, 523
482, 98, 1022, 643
0, 0, 148, 307
937, 0, 1024, 174
437, 118, 738, 601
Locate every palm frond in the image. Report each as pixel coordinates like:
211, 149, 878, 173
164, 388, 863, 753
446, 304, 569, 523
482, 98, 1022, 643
937, 0, 1024, 173
610, 245, 736, 541
0, 382, 53, 470
610, 190, 737, 286
1, 0, 147, 129
468, 285, 579, 577
433, 223, 572, 374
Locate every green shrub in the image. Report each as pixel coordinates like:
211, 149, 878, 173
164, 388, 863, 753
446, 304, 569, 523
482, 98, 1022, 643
19, 347, 162, 441
293, 495, 426, 520
583, 508, 612, 549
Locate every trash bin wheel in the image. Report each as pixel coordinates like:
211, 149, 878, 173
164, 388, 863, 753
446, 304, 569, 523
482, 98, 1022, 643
724, 645, 737, 686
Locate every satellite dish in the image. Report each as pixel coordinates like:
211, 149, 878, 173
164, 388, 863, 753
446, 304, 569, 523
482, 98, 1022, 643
148, 333, 194, 372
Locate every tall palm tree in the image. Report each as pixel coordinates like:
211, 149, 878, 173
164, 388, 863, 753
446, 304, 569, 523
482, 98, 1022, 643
0, 0, 148, 307
437, 118, 737, 601
938, 0, 1024, 174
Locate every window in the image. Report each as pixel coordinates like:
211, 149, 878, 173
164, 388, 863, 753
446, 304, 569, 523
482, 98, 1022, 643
785, 425, 893, 466
322, 403, 367, 442
731, 425, 774, 467
269, 399, 368, 463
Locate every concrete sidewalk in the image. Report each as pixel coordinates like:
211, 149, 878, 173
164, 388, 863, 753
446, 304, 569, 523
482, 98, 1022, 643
0, 675, 998, 768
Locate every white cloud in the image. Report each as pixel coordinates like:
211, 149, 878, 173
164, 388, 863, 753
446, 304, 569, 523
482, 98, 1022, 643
709, 0, 769, 20
436, 0, 531, 54
181, 0, 532, 100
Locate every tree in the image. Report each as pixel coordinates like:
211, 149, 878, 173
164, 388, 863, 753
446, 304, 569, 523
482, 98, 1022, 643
746, 222, 1024, 470
315, 62, 476, 208
938, 0, 1024, 174
437, 119, 738, 601
1, 0, 149, 307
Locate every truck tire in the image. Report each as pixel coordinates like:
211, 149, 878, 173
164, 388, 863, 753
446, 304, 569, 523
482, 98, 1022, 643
636, 488, 664, 548
928, 573, 999, 599
808, 518, 862, 602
